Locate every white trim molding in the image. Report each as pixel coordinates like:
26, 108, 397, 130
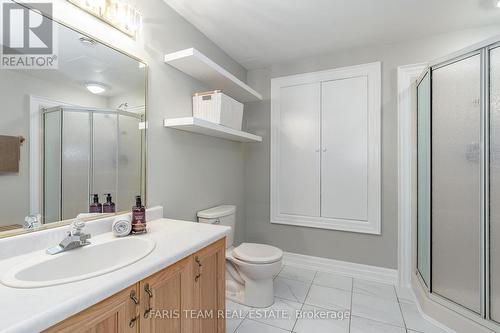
283, 251, 398, 285
270, 62, 382, 234
397, 64, 427, 294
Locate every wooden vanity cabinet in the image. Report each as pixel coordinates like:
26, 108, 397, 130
44, 238, 226, 333
139, 255, 194, 333
193, 239, 226, 333
44, 285, 140, 333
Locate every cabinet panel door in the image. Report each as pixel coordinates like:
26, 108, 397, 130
43, 285, 139, 333
193, 238, 226, 333
321, 77, 368, 221
278, 83, 321, 217
140, 256, 194, 333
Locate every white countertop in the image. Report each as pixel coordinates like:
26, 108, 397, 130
0, 218, 229, 333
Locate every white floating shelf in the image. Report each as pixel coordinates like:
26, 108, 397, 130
164, 117, 262, 143
164, 48, 263, 103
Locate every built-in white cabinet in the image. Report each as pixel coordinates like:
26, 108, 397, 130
278, 82, 321, 217
271, 62, 381, 234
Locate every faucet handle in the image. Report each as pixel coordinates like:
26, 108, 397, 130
71, 219, 86, 235
79, 233, 91, 245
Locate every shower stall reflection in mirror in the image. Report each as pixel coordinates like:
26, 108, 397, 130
42, 106, 144, 223
416, 41, 500, 330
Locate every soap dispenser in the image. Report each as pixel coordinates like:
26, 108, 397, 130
89, 194, 102, 213
131, 195, 146, 233
103, 193, 116, 213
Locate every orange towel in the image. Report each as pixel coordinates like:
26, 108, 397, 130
0, 135, 21, 173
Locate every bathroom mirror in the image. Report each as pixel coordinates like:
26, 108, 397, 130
0, 12, 147, 238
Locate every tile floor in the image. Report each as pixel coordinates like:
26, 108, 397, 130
226, 265, 450, 333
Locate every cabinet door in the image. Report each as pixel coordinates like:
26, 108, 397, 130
321, 77, 368, 221
44, 285, 139, 333
193, 238, 226, 333
140, 255, 194, 333
278, 83, 321, 217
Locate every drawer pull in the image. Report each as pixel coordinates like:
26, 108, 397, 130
195, 256, 203, 281
130, 290, 139, 305
129, 315, 138, 328
195, 256, 202, 267
144, 283, 153, 318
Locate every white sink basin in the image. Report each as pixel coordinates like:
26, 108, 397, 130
1, 237, 155, 288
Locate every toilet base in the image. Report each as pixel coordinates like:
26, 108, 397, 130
225, 277, 275, 308
242, 278, 274, 308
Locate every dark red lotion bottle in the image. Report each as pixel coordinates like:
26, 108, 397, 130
132, 195, 146, 233
103, 193, 116, 213
89, 194, 102, 213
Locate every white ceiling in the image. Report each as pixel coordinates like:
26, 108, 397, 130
22, 21, 146, 99
165, 0, 500, 69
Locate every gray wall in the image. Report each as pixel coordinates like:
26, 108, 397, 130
1, 0, 249, 242
136, 0, 248, 243
243, 25, 500, 269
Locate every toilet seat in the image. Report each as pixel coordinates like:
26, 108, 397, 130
232, 243, 283, 264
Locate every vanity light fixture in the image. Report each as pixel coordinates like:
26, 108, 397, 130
68, 0, 142, 38
85, 83, 107, 94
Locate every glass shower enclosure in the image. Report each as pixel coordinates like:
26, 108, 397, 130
417, 41, 500, 328
43, 106, 144, 223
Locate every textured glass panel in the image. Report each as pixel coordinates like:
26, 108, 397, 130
432, 55, 481, 313
417, 72, 431, 287
490, 47, 500, 322
92, 113, 118, 203
61, 110, 90, 220
43, 110, 61, 223
117, 115, 141, 211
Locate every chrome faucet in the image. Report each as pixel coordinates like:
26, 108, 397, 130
46, 219, 91, 255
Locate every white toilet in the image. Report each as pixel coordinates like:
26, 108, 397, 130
197, 205, 283, 308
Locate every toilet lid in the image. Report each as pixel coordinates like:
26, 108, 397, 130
232, 243, 283, 264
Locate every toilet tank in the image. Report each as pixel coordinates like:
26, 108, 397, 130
197, 205, 236, 248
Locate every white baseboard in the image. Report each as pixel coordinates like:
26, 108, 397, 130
283, 251, 398, 285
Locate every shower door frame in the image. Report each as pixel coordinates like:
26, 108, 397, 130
41, 106, 143, 222
415, 38, 500, 331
